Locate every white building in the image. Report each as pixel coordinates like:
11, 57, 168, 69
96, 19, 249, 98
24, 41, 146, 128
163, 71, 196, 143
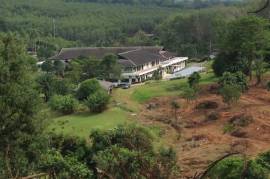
118, 48, 188, 83
51, 46, 188, 84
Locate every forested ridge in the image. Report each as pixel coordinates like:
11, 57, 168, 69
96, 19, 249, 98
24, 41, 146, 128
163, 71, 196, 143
0, 0, 251, 59
0, 0, 177, 46
65, 0, 244, 8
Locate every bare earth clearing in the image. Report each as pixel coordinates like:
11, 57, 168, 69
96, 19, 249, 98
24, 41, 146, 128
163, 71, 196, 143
138, 84, 270, 178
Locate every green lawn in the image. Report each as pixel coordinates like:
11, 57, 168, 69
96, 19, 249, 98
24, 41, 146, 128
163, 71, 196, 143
131, 72, 218, 103
48, 107, 132, 138
49, 70, 218, 138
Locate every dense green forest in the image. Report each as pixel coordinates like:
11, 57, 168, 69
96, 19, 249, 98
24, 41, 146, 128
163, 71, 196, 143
65, 0, 244, 8
0, 0, 251, 59
0, 0, 176, 46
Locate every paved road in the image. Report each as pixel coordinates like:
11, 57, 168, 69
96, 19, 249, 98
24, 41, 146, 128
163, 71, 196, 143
166, 66, 205, 80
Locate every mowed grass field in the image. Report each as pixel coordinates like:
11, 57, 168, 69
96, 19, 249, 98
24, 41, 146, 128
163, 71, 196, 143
48, 107, 133, 138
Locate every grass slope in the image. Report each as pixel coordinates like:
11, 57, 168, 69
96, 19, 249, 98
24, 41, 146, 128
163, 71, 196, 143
49, 107, 132, 138
49, 68, 217, 138
132, 72, 217, 103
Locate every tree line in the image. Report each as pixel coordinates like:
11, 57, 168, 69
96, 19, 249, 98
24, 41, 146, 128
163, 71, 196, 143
0, 0, 249, 60
65, 0, 245, 8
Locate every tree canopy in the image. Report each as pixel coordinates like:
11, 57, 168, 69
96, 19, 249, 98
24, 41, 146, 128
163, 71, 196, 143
0, 34, 45, 178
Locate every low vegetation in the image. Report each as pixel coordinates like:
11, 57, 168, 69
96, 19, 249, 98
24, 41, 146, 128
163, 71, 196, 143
207, 154, 270, 178
49, 95, 79, 114
49, 108, 131, 138
220, 84, 242, 107
85, 90, 110, 113
43, 125, 179, 178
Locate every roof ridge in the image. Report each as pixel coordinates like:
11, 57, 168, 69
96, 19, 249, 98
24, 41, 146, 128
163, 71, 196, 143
61, 46, 162, 50
128, 59, 136, 66
118, 48, 141, 55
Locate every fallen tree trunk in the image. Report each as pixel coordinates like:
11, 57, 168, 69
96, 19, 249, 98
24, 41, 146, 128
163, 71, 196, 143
198, 152, 240, 179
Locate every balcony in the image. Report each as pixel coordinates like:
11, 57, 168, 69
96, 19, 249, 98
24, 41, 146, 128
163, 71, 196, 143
160, 57, 188, 68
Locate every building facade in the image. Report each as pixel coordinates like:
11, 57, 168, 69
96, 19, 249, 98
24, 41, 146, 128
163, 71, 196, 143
51, 46, 188, 84
118, 49, 188, 83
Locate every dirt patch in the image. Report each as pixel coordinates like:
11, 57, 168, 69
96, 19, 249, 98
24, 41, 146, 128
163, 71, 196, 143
137, 85, 270, 178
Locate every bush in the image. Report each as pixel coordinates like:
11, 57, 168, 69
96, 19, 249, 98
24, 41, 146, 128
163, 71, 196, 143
36, 73, 56, 102
89, 125, 179, 178
219, 71, 248, 92
212, 52, 248, 77
267, 81, 270, 91
182, 87, 198, 102
207, 157, 244, 178
85, 90, 110, 113
229, 114, 253, 127
76, 79, 101, 101
41, 60, 54, 72
53, 79, 73, 96
206, 111, 220, 121
188, 72, 201, 88
208, 155, 270, 179
49, 95, 79, 114
223, 124, 236, 134
196, 101, 218, 110
220, 85, 241, 106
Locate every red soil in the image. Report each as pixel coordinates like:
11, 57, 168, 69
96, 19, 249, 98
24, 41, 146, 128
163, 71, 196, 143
138, 85, 270, 178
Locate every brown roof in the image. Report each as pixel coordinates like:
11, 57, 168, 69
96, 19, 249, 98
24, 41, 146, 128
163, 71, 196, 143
160, 51, 177, 59
51, 46, 163, 60
118, 59, 136, 67
118, 49, 167, 66
50, 46, 179, 68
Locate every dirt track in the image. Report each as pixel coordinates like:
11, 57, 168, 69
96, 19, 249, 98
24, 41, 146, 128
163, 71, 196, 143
138, 85, 270, 178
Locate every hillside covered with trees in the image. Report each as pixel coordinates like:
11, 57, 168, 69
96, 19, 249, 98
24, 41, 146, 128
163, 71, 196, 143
1, 0, 270, 178
0, 0, 250, 59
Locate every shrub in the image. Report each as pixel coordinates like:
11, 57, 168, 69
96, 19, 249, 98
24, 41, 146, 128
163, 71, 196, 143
188, 72, 201, 88
53, 79, 73, 96
89, 125, 179, 178
196, 101, 218, 110
207, 157, 244, 178
36, 73, 56, 102
49, 95, 79, 114
220, 85, 241, 106
229, 114, 253, 127
53, 60, 66, 76
76, 79, 101, 100
267, 81, 270, 91
230, 128, 248, 138
206, 111, 220, 121
182, 87, 198, 102
208, 155, 270, 179
223, 124, 236, 134
41, 60, 54, 73
219, 71, 248, 92
85, 90, 110, 113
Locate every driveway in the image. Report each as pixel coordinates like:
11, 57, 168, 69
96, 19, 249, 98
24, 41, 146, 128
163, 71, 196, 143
166, 66, 205, 80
